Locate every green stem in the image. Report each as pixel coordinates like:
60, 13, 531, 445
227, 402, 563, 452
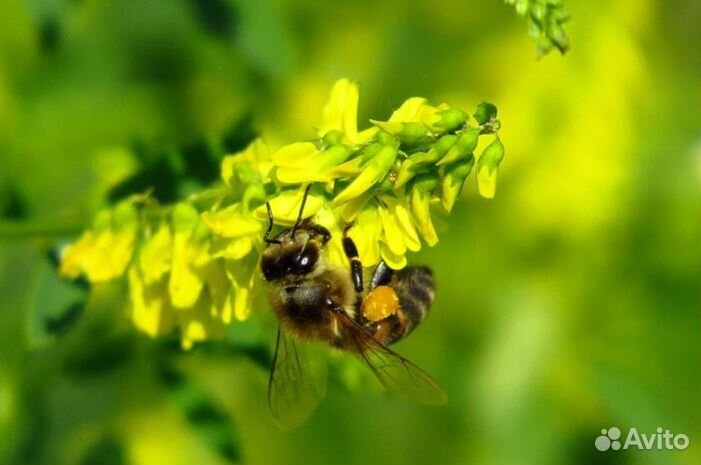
0, 217, 85, 240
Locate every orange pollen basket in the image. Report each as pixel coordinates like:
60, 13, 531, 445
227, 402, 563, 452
362, 285, 400, 322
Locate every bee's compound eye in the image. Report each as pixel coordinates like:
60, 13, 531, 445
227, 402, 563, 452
292, 246, 319, 274
261, 255, 283, 281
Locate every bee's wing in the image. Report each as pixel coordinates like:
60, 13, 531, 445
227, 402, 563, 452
268, 327, 328, 429
338, 312, 447, 405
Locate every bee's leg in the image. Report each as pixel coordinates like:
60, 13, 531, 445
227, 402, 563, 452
369, 260, 393, 290
342, 223, 364, 293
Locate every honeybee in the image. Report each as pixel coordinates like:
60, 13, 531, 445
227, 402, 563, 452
261, 186, 446, 429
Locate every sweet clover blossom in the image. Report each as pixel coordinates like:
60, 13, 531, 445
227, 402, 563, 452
59, 79, 504, 348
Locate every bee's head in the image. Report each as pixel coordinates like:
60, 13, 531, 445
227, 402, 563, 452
260, 227, 327, 281
261, 188, 331, 282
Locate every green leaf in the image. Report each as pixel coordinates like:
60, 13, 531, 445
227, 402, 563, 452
27, 259, 87, 348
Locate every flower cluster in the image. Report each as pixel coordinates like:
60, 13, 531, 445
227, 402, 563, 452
506, 0, 570, 56
59, 79, 504, 348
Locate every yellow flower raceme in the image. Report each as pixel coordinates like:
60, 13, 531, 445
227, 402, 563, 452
59, 79, 504, 348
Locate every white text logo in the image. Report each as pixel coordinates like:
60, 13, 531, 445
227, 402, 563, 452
595, 427, 689, 451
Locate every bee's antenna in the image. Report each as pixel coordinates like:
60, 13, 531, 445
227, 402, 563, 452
264, 201, 281, 245
291, 184, 312, 239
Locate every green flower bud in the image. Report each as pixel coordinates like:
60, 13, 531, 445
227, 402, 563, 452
397, 122, 431, 144
473, 102, 498, 125
437, 127, 479, 166
372, 120, 430, 145
333, 144, 398, 206
394, 134, 457, 187
476, 138, 505, 199
435, 108, 467, 132
441, 156, 474, 212
432, 133, 458, 157
323, 129, 345, 146
241, 182, 267, 211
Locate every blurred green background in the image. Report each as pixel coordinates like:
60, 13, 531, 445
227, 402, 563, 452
1, 0, 699, 464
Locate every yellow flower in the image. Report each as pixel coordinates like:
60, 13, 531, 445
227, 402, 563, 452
128, 266, 174, 337
272, 142, 353, 184
221, 138, 272, 187
225, 255, 258, 322
59, 201, 138, 282
169, 203, 212, 309
205, 261, 234, 323
138, 223, 172, 285
201, 203, 262, 239
476, 138, 505, 199
318, 78, 377, 145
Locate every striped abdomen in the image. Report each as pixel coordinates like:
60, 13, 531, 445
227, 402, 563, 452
368, 267, 435, 345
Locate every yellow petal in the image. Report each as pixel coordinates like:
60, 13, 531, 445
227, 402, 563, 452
169, 249, 205, 309
276, 144, 352, 184
225, 258, 257, 321
205, 262, 232, 322
380, 243, 407, 269
210, 236, 254, 260
128, 267, 174, 337
477, 167, 498, 199
410, 190, 439, 247
232, 284, 251, 321
475, 138, 504, 199
378, 205, 406, 256
201, 203, 262, 238
348, 207, 381, 266
271, 142, 318, 168
390, 199, 421, 252
314, 206, 347, 267
387, 97, 429, 122
169, 204, 211, 308
222, 138, 271, 186
177, 294, 226, 349
319, 78, 359, 142
254, 187, 324, 225
61, 201, 139, 282
139, 224, 172, 284
59, 232, 94, 279
325, 156, 364, 178
418, 102, 448, 130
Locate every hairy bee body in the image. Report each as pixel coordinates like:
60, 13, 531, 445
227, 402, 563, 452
261, 224, 435, 349
261, 207, 445, 428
